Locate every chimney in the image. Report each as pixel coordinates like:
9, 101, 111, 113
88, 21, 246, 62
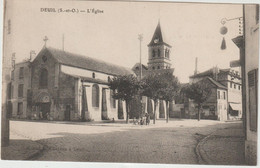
194, 57, 198, 75
213, 66, 219, 81
30, 50, 36, 61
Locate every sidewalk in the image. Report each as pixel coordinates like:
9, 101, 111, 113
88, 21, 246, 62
1, 130, 44, 160
198, 122, 245, 165
10, 118, 225, 127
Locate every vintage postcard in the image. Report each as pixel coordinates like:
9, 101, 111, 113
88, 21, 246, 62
1, 0, 259, 167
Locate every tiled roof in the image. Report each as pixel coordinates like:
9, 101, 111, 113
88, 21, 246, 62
206, 77, 227, 90
190, 68, 214, 78
190, 68, 233, 78
43, 47, 133, 76
132, 63, 148, 71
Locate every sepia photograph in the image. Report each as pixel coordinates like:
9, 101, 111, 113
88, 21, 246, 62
1, 0, 259, 167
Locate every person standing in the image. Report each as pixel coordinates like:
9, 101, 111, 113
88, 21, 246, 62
146, 113, 150, 125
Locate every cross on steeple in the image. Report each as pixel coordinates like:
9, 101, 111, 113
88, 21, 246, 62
43, 36, 48, 47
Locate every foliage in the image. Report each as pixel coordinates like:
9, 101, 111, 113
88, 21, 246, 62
183, 79, 212, 121
141, 72, 180, 123
159, 73, 180, 102
141, 72, 180, 102
141, 73, 166, 101
109, 74, 141, 123
109, 74, 141, 102
183, 80, 212, 105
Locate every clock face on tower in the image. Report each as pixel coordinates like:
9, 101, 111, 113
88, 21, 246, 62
154, 38, 159, 43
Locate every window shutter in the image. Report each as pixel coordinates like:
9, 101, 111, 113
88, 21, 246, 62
248, 69, 258, 131
256, 5, 259, 24
18, 84, 24, 98
19, 67, 24, 79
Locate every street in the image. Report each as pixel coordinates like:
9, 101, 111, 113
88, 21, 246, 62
3, 119, 245, 165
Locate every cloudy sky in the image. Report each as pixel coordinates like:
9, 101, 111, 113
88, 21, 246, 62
5, 0, 242, 83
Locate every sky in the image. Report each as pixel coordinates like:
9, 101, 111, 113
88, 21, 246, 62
5, 0, 243, 83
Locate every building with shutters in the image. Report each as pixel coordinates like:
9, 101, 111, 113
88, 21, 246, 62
189, 67, 242, 120
188, 75, 228, 121
9, 46, 133, 121
231, 4, 258, 165
240, 4, 258, 165
9, 61, 32, 119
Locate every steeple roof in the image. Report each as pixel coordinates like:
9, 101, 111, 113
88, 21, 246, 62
148, 22, 171, 47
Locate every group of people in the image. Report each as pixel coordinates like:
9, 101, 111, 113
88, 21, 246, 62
134, 113, 150, 125
38, 111, 51, 120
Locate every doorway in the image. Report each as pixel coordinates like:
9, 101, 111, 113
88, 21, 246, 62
64, 105, 71, 121
101, 88, 108, 120
40, 103, 50, 120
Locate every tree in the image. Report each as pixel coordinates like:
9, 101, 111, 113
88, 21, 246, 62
183, 80, 212, 121
159, 73, 180, 123
109, 75, 141, 123
142, 73, 168, 124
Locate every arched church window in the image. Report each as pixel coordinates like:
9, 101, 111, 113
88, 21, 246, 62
39, 68, 48, 88
92, 72, 95, 78
92, 84, 99, 107
165, 49, 169, 58
152, 66, 155, 70
152, 50, 155, 57
157, 66, 160, 69
110, 89, 116, 108
158, 49, 160, 57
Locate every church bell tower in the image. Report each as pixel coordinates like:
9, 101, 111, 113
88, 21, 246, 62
147, 22, 172, 71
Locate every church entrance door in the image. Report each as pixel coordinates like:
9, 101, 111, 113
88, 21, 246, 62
41, 103, 50, 120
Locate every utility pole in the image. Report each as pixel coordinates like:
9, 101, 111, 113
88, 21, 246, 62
138, 34, 144, 119
138, 34, 143, 80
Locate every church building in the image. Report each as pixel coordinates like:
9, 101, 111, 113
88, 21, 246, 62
10, 47, 133, 121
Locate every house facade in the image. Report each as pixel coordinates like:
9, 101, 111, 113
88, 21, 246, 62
233, 4, 258, 165
188, 77, 228, 121
9, 61, 32, 119
10, 47, 133, 121
189, 67, 242, 120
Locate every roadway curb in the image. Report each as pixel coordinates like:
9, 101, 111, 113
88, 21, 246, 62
196, 133, 214, 164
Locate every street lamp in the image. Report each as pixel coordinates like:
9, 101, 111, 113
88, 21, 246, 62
220, 17, 243, 50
